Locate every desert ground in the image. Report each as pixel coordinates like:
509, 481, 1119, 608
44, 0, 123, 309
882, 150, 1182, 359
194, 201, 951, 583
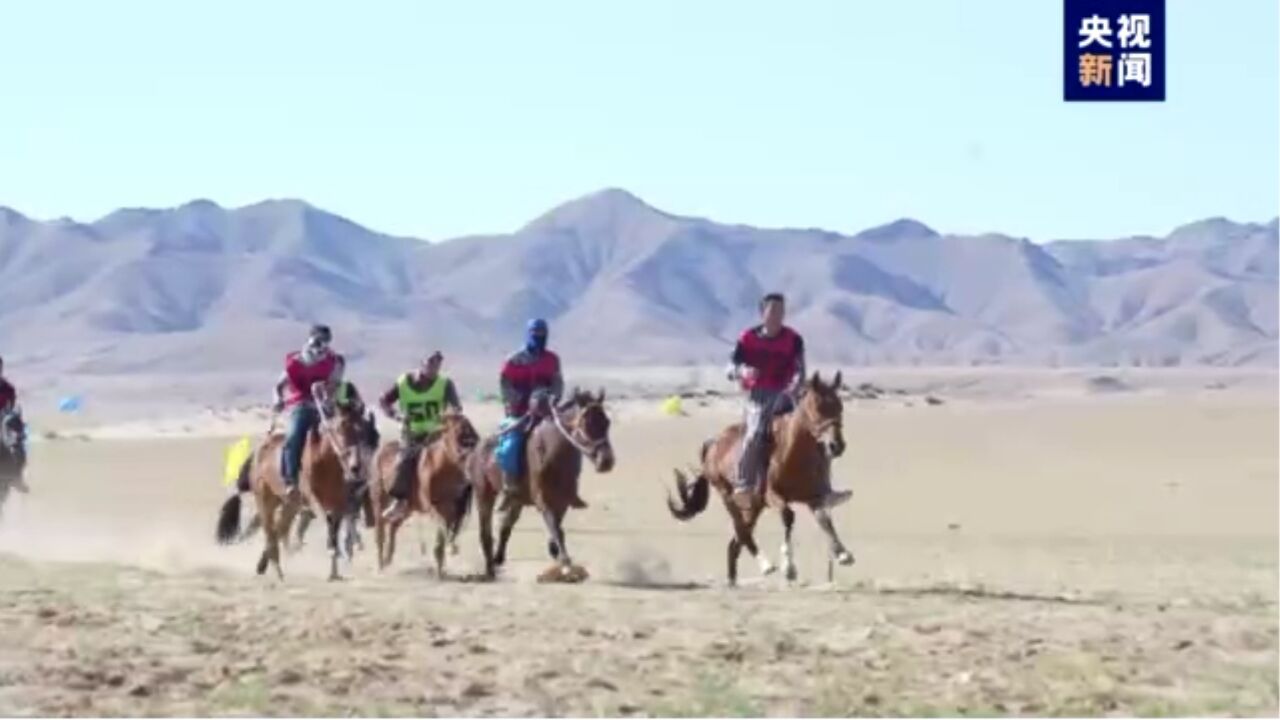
0, 368, 1276, 717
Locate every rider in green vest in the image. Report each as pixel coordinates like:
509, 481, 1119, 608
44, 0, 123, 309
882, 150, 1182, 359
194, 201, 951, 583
331, 356, 380, 450
379, 351, 462, 522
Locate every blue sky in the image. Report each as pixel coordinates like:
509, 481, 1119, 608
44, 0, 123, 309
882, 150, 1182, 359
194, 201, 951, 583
1, 0, 1276, 242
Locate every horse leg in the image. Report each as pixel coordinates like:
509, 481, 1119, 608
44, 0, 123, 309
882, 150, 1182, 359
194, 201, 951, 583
812, 504, 855, 566
433, 526, 447, 579
735, 504, 774, 576
296, 507, 315, 549
278, 501, 303, 556
258, 499, 284, 580
375, 514, 389, 571
341, 482, 363, 558
326, 511, 342, 581
726, 537, 742, 587
478, 491, 498, 579
539, 506, 570, 568
387, 517, 405, 568
494, 503, 524, 568
780, 505, 798, 582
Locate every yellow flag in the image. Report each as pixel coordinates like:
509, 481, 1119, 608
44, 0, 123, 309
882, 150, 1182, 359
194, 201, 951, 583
223, 436, 253, 487
661, 395, 683, 416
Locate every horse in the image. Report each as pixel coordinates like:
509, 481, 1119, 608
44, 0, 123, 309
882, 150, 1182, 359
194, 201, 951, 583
465, 389, 614, 582
0, 409, 28, 522
367, 411, 480, 575
215, 392, 371, 581
666, 371, 855, 585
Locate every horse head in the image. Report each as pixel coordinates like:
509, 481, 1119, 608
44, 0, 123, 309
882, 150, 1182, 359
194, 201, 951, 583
439, 409, 480, 465
564, 387, 614, 473
330, 406, 370, 485
796, 371, 844, 445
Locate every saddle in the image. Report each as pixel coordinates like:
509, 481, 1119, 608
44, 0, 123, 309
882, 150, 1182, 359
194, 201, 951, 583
493, 416, 587, 509
277, 425, 324, 477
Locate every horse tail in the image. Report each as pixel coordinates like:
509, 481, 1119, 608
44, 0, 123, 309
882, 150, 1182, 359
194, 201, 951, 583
235, 454, 253, 494
215, 493, 243, 545
215, 449, 259, 544
666, 468, 709, 521
699, 438, 714, 465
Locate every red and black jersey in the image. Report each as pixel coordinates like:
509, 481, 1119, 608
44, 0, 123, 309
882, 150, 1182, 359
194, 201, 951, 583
499, 349, 563, 417
731, 325, 805, 392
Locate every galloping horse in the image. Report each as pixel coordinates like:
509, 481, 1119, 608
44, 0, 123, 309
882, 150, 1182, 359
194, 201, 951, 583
368, 411, 480, 575
0, 409, 28, 522
466, 389, 614, 582
667, 371, 855, 585
216, 390, 371, 580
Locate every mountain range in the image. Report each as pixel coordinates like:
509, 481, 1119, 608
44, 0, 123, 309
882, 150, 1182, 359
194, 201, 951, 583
1, 189, 1276, 374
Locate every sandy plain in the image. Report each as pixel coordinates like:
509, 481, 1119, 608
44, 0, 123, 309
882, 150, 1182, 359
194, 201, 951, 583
0, 368, 1276, 716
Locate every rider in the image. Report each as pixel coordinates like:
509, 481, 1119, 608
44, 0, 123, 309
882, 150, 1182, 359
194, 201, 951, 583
727, 293, 851, 508
0, 355, 28, 492
497, 319, 564, 510
332, 355, 379, 450
272, 324, 343, 501
379, 351, 462, 522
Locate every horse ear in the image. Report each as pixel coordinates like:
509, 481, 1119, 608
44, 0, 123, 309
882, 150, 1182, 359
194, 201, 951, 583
810, 371, 822, 388
598, 387, 606, 403
832, 371, 843, 390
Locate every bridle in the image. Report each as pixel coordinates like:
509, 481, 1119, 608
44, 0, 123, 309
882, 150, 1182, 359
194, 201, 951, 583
441, 413, 479, 463
312, 385, 366, 483
792, 387, 842, 443
550, 401, 611, 462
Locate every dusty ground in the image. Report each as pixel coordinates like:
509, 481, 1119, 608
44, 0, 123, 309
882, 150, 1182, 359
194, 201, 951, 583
0, 370, 1276, 716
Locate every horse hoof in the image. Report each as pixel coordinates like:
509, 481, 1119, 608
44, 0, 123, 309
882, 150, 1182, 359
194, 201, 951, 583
784, 564, 798, 582
757, 557, 777, 576
835, 550, 855, 566
537, 564, 588, 584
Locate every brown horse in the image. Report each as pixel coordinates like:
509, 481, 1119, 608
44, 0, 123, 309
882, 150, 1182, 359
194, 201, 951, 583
466, 389, 614, 582
667, 371, 855, 585
215, 398, 371, 580
367, 411, 480, 575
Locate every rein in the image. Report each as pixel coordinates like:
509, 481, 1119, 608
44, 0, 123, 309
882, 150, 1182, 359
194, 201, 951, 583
782, 390, 841, 443
310, 386, 362, 480
550, 404, 609, 458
